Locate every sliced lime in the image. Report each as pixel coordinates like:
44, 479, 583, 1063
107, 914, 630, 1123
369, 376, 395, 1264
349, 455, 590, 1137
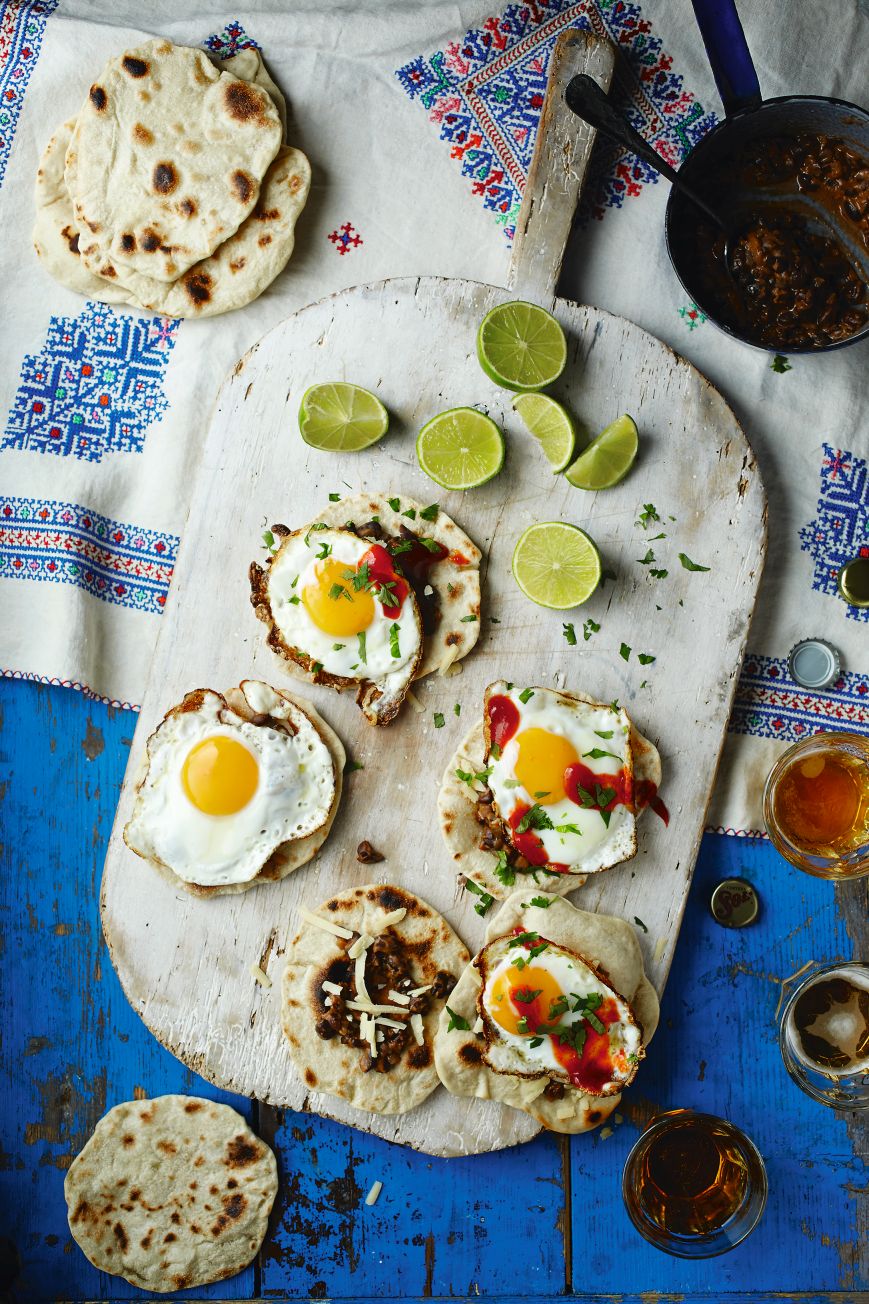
512, 522, 601, 609
565, 414, 638, 490
513, 392, 576, 472
477, 300, 567, 392
416, 407, 505, 490
299, 382, 389, 452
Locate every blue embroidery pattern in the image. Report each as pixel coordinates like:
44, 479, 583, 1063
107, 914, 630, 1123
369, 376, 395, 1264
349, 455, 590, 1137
0, 496, 178, 615
729, 653, 869, 745
395, 0, 716, 240
799, 444, 869, 622
203, 20, 258, 59
3, 303, 180, 463
0, 0, 58, 189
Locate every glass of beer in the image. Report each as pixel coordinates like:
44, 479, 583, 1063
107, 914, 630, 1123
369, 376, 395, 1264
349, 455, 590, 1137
763, 732, 869, 879
779, 962, 869, 1108
622, 1110, 767, 1257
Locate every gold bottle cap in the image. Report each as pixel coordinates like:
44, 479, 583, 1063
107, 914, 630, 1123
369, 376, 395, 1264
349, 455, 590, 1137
710, 878, 759, 928
838, 556, 869, 608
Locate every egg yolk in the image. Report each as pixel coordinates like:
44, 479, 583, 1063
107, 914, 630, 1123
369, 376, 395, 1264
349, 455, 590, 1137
182, 736, 259, 815
513, 728, 579, 805
301, 557, 374, 636
487, 963, 564, 1036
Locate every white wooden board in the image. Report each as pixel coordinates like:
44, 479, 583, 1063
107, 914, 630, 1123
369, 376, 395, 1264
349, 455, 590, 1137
101, 272, 766, 1156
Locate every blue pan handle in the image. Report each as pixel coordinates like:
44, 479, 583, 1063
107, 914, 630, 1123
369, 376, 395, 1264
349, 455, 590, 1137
690, 0, 762, 116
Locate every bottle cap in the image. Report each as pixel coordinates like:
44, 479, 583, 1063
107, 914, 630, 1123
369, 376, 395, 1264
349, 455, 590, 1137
838, 556, 869, 608
787, 639, 841, 690
710, 878, 759, 928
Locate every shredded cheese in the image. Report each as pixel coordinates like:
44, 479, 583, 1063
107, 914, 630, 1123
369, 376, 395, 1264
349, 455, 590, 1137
348, 933, 374, 960
599, 1126, 614, 1140
299, 907, 353, 940
377, 1017, 407, 1030
445, 662, 463, 678
324, 996, 333, 1008
322, 980, 343, 997
365, 1180, 383, 1207
438, 645, 460, 677
407, 984, 432, 998
653, 935, 667, 965
556, 1103, 574, 1120
387, 990, 411, 1005
250, 963, 272, 988
406, 688, 424, 713
354, 950, 371, 1004
378, 907, 407, 930
365, 1015, 378, 1055
345, 1000, 410, 1016
472, 1017, 484, 1036
410, 1013, 424, 1046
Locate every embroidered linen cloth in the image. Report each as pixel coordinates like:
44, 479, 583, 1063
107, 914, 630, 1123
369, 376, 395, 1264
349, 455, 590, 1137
1, 0, 867, 835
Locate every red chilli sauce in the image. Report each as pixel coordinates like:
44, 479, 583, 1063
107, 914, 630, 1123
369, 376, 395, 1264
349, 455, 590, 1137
359, 544, 409, 620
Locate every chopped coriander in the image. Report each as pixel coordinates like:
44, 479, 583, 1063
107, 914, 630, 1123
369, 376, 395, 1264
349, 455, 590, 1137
311, 661, 323, 674
390, 539, 414, 555
304, 522, 328, 546
640, 680, 649, 689
357, 631, 367, 664
585, 1010, 606, 1035
512, 987, 543, 1004
583, 618, 600, 642
627, 1052, 639, 1064
771, 353, 792, 373
634, 916, 649, 933
610, 699, 620, 711
329, 582, 351, 602
594, 730, 613, 739
290, 574, 299, 588
433, 712, 445, 729
262, 529, 277, 553
529, 1036, 544, 1049
288, 594, 301, 606
638, 652, 656, 665
490, 743, 502, 760
555, 822, 582, 835
454, 703, 461, 716
475, 767, 493, 783
350, 562, 371, 591
511, 931, 540, 948
464, 879, 494, 915
446, 1006, 470, 1032
523, 896, 552, 909
563, 622, 577, 645
518, 687, 534, 704
419, 537, 443, 553
493, 851, 515, 887
389, 623, 401, 658
490, 616, 501, 624
402, 507, 417, 520
620, 642, 631, 661
649, 532, 667, 541
332, 642, 346, 651
583, 748, 621, 761
375, 580, 399, 607
455, 768, 473, 784
596, 785, 616, 807
420, 503, 439, 521
345, 759, 364, 773
328, 492, 341, 502
678, 552, 710, 572
387, 496, 401, 511
637, 503, 661, 529
600, 809, 612, 828
650, 568, 668, 579
517, 805, 554, 834
533, 790, 551, 799
638, 548, 655, 565
460, 613, 478, 623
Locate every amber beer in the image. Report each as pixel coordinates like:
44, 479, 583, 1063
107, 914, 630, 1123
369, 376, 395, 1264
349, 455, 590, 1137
622, 1111, 767, 1257
763, 733, 869, 878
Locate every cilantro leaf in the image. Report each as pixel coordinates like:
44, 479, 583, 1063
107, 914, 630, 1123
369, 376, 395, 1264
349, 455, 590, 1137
594, 730, 613, 739
332, 642, 346, 651
433, 712, 445, 729
493, 851, 515, 887
771, 354, 792, 373
419, 537, 443, 553
345, 759, 364, 773
583, 748, 621, 762
523, 896, 553, 909
446, 1006, 470, 1032
329, 582, 351, 602
637, 503, 661, 529
563, 623, 577, 646
638, 548, 655, 565
454, 703, 461, 716
389, 623, 401, 658
638, 652, 656, 665
402, 507, 417, 520
583, 619, 600, 641
455, 768, 473, 784
262, 529, 277, 553
518, 688, 534, 704
357, 631, 367, 665
678, 553, 710, 572
634, 916, 648, 933
555, 823, 582, 835
460, 613, 477, 623
513, 987, 543, 1004
420, 503, 439, 521
517, 805, 554, 834
463, 879, 494, 915
387, 497, 401, 511
328, 492, 341, 502
620, 643, 631, 661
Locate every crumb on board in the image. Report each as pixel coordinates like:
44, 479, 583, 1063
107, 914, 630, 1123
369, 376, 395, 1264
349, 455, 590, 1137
365, 1179, 383, 1206
250, 963, 272, 988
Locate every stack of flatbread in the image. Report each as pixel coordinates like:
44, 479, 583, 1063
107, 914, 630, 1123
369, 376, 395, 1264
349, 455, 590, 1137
34, 39, 311, 318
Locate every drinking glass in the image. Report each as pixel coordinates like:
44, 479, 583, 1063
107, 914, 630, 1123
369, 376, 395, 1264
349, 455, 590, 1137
779, 961, 869, 1109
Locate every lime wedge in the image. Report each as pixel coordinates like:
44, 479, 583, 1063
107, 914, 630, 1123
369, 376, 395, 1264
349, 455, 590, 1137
512, 522, 601, 609
565, 414, 638, 490
416, 407, 505, 490
299, 382, 389, 452
477, 300, 567, 392
513, 393, 576, 472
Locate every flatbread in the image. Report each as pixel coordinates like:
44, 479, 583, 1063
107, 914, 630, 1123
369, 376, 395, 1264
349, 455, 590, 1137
433, 893, 660, 1134
281, 884, 470, 1115
64, 1095, 277, 1292
123, 680, 344, 897
438, 695, 662, 899
217, 48, 287, 139
66, 38, 282, 282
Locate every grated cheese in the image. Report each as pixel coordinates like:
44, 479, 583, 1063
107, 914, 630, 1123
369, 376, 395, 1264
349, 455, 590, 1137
345, 999, 409, 1016
378, 907, 407, 929
437, 645, 460, 677
410, 1013, 424, 1046
377, 1017, 407, 1030
354, 950, 371, 1004
387, 990, 411, 1005
324, 996, 333, 1008
653, 935, 667, 965
365, 1014, 378, 1055
300, 907, 353, 940
406, 689, 424, 713
365, 1180, 383, 1207
472, 1017, 484, 1036
322, 980, 343, 997
556, 1103, 574, 1120
348, 933, 374, 960
445, 662, 463, 678
407, 984, 432, 998
599, 1127, 614, 1140
250, 963, 272, 988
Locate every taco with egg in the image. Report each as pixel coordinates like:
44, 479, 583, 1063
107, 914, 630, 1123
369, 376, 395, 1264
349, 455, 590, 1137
434, 892, 659, 1134
281, 884, 470, 1114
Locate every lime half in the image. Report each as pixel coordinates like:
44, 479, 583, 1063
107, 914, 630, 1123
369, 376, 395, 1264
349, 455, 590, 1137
565, 414, 638, 490
513, 392, 576, 472
477, 300, 567, 392
299, 382, 389, 452
512, 522, 601, 609
416, 407, 505, 490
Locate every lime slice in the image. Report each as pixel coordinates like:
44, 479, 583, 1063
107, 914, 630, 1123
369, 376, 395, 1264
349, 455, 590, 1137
512, 522, 601, 609
565, 414, 638, 490
477, 300, 567, 392
299, 382, 389, 452
513, 393, 576, 472
416, 407, 505, 490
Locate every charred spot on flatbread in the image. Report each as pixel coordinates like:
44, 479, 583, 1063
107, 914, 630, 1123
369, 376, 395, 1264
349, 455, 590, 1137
122, 55, 149, 78
133, 122, 153, 145
223, 80, 268, 123
183, 270, 213, 305
89, 85, 107, 111
231, 169, 255, 204
152, 161, 178, 194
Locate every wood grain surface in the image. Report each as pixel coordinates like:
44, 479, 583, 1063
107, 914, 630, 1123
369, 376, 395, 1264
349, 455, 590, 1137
100, 269, 766, 1155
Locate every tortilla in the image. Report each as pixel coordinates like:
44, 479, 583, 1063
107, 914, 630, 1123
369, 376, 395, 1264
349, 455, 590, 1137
124, 680, 344, 897
66, 39, 282, 282
64, 1095, 277, 1292
438, 695, 662, 900
433, 893, 660, 1134
281, 884, 470, 1115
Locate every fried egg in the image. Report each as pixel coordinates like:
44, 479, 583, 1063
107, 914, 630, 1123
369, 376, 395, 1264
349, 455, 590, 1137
124, 685, 336, 887
477, 934, 643, 1093
484, 681, 637, 874
263, 525, 422, 689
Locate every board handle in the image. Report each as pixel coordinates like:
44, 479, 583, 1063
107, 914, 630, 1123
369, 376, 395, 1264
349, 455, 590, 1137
507, 29, 616, 304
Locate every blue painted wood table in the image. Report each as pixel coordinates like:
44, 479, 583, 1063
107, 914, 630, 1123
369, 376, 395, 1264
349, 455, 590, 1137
1, 677, 867, 1301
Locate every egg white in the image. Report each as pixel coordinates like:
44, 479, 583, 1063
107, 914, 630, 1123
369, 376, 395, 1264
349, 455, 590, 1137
266, 527, 421, 685
125, 689, 335, 886
486, 684, 635, 873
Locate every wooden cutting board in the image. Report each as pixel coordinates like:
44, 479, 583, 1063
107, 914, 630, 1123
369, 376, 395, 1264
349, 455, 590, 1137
101, 31, 766, 1157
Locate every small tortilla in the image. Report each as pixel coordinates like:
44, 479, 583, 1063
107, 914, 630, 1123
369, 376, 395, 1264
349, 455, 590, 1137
64, 1095, 277, 1292
438, 692, 662, 899
281, 884, 470, 1115
433, 893, 660, 1134
124, 680, 344, 897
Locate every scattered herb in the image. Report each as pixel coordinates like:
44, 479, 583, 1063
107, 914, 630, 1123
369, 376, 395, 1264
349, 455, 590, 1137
583, 618, 600, 642
311, 661, 323, 674
349, 562, 371, 591
357, 631, 367, 665
594, 730, 613, 739
332, 642, 346, 651
345, 759, 364, 773
493, 851, 515, 887
329, 582, 351, 602
419, 537, 443, 553
678, 552, 710, 572
620, 642, 631, 661
518, 687, 535, 704
555, 823, 582, 835
523, 896, 552, 909
446, 1006, 470, 1032
638, 548, 655, 565
460, 613, 478, 623
464, 879, 494, 916
634, 916, 648, 933
420, 503, 440, 521
638, 652, 656, 665
387, 496, 401, 511
627, 1052, 639, 1064
650, 568, 668, 579
262, 529, 278, 554
529, 1036, 544, 1049
304, 522, 328, 546
490, 743, 502, 760
771, 354, 792, 373
563, 622, 577, 646
637, 503, 661, 529
402, 507, 417, 520
389, 539, 414, 555
610, 699, 620, 711
454, 703, 461, 716
503, 779, 521, 789
513, 987, 543, 1004
517, 805, 554, 834
328, 492, 341, 502
375, 580, 399, 607
583, 748, 621, 762
455, 769, 473, 784
389, 623, 401, 658
433, 712, 445, 729
288, 594, 301, 606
